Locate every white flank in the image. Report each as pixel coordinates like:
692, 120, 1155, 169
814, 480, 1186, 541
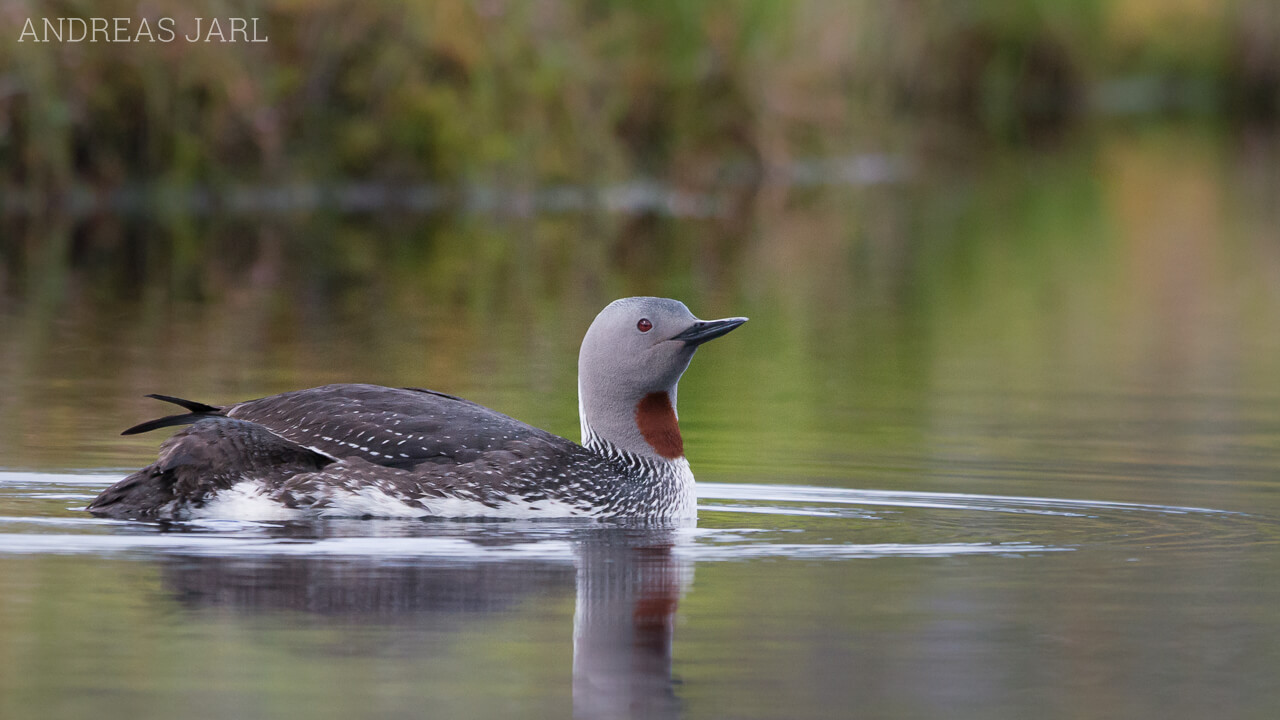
315, 486, 430, 519
426, 495, 594, 519
316, 488, 594, 519
192, 481, 303, 521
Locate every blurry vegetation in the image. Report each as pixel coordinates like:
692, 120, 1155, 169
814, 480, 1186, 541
2, 0, 1277, 308
3, 1, 1280, 474
0, 0, 1277, 200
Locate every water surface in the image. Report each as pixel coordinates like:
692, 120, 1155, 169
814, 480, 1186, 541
1, 470, 1277, 719
3, 125, 1280, 718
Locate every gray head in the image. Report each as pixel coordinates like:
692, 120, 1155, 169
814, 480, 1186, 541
578, 297, 747, 460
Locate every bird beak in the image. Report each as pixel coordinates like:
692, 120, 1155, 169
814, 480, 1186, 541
671, 317, 748, 346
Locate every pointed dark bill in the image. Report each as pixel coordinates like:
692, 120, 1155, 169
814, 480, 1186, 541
671, 317, 748, 345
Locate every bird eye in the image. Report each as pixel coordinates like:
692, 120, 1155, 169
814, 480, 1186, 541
637, 318, 653, 332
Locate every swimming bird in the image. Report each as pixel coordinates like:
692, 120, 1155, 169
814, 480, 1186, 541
88, 297, 746, 521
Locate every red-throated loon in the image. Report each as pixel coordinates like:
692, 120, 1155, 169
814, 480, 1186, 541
88, 297, 747, 520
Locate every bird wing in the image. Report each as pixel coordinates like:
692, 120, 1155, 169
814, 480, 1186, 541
225, 383, 577, 469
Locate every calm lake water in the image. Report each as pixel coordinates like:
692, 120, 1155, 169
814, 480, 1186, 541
3, 124, 1280, 718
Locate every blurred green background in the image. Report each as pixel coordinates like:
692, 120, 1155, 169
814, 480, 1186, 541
1, 0, 1279, 498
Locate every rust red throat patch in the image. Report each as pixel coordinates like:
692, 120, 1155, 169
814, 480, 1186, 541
635, 391, 684, 459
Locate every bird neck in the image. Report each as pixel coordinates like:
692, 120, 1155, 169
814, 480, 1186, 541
579, 380, 684, 462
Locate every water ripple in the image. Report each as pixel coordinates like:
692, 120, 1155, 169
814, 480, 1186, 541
0, 472, 1273, 561
697, 482, 1240, 517
696, 482, 1274, 553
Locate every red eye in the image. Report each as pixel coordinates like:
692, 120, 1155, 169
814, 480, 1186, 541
637, 318, 653, 332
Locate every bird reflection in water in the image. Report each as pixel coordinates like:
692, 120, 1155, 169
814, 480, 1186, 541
157, 524, 689, 719
573, 531, 688, 719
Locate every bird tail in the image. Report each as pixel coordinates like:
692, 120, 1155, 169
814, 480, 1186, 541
121, 394, 224, 435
